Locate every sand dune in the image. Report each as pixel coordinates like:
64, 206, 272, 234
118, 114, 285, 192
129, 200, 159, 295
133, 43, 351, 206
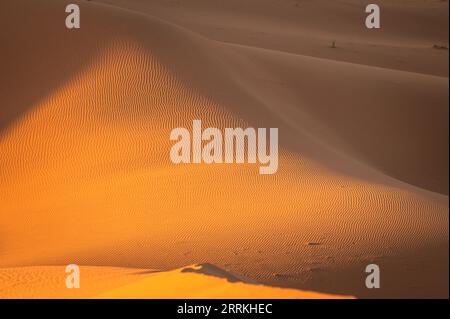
0, 265, 150, 299
0, 264, 352, 299
99, 0, 449, 77
0, 0, 448, 298
97, 263, 353, 299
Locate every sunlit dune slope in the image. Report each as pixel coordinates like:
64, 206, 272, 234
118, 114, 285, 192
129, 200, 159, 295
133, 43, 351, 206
97, 264, 354, 299
0, 0, 448, 298
0, 264, 353, 299
0, 265, 149, 299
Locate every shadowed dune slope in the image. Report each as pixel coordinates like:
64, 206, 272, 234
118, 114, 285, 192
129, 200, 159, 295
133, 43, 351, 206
0, 0, 448, 298
99, 0, 450, 76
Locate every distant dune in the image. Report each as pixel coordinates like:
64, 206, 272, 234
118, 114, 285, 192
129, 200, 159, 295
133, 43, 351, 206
0, 0, 448, 298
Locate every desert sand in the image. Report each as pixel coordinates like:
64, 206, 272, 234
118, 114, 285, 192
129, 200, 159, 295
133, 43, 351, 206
0, 264, 352, 298
0, 0, 448, 298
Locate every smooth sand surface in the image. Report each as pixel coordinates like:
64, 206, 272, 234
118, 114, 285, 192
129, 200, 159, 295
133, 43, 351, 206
0, 0, 448, 298
0, 264, 352, 299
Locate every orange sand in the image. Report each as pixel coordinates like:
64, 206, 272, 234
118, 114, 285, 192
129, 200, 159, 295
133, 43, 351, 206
0, 0, 448, 298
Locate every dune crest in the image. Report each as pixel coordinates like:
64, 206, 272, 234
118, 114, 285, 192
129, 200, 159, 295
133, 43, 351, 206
0, 264, 353, 299
97, 264, 354, 299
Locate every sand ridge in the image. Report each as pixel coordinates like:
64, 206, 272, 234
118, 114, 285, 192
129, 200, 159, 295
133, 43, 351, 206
0, 264, 353, 299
